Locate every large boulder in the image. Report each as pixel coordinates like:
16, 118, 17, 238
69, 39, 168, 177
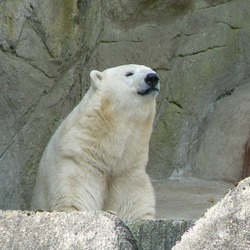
0, 211, 137, 249
0, 210, 193, 250
173, 177, 250, 250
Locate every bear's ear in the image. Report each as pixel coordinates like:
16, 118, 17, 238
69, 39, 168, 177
90, 70, 103, 89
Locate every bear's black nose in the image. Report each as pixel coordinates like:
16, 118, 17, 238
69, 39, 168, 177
144, 73, 159, 87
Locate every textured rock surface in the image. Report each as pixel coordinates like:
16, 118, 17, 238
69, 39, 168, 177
0, 0, 249, 217
0, 210, 193, 250
173, 177, 250, 250
0, 211, 137, 250
127, 219, 194, 250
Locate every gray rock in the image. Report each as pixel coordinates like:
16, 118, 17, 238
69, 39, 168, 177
0, 0, 250, 221
192, 83, 250, 181
0, 210, 137, 250
173, 177, 250, 250
0, 209, 194, 250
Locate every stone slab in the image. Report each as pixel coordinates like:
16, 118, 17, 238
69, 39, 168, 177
0, 210, 137, 250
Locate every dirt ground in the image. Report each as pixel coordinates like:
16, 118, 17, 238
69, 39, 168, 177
153, 178, 234, 220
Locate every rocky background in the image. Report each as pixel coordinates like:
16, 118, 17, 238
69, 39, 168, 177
0, 0, 250, 210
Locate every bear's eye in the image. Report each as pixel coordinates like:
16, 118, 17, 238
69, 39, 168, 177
126, 72, 134, 77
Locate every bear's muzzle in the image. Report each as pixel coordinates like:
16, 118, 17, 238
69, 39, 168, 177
137, 73, 160, 96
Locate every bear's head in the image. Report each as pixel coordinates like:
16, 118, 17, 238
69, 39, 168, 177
90, 64, 160, 103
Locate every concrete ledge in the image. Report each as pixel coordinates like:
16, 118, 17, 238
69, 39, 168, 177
0, 210, 192, 249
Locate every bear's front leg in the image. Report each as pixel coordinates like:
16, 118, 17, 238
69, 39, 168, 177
47, 162, 108, 212
104, 168, 155, 220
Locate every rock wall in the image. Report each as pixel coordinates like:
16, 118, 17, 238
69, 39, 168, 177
0, 0, 103, 209
0, 0, 250, 210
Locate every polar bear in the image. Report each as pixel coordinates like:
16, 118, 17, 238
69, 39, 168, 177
31, 64, 160, 220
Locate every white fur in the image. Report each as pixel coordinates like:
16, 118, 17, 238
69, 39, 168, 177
31, 64, 159, 220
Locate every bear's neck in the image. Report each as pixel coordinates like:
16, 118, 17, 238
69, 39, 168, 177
88, 98, 155, 173
61, 93, 156, 174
